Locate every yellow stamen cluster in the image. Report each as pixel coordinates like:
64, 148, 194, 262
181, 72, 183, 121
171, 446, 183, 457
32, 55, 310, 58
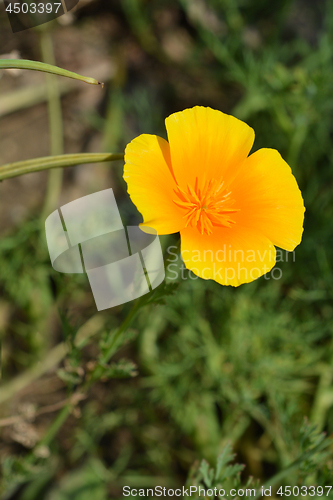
173, 178, 239, 235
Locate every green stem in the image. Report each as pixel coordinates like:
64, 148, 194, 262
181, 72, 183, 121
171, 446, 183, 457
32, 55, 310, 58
0, 153, 124, 181
90, 300, 142, 382
102, 300, 142, 364
0, 59, 103, 86
40, 29, 64, 217
37, 404, 72, 448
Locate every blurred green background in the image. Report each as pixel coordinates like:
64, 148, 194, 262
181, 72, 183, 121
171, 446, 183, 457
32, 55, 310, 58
0, 0, 332, 498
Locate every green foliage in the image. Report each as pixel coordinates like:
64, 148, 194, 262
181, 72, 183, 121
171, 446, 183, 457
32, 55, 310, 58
186, 444, 259, 499
96, 359, 138, 380
297, 419, 333, 485
191, 444, 245, 488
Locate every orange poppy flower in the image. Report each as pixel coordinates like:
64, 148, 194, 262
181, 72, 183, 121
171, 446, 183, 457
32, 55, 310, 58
123, 106, 305, 286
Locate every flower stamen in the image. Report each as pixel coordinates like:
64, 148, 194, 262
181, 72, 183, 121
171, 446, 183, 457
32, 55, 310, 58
173, 178, 239, 235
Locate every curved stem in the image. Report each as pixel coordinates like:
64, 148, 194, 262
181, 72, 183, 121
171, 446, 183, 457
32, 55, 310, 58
0, 153, 124, 181
0, 59, 103, 86
40, 29, 64, 217
88, 299, 143, 383
101, 299, 142, 364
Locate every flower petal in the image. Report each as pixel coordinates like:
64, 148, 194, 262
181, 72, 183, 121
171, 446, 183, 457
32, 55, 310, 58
165, 106, 255, 191
124, 134, 186, 234
180, 225, 276, 286
229, 148, 305, 251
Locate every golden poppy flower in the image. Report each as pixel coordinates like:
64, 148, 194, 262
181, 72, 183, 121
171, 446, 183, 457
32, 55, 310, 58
123, 106, 305, 286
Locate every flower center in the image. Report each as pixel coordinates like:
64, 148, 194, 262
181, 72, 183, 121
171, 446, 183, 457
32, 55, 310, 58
173, 178, 239, 235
